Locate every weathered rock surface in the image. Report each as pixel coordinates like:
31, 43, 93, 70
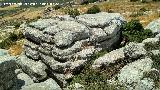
92, 47, 125, 69
16, 55, 48, 82
117, 58, 153, 89
145, 18, 160, 34
0, 49, 17, 90
17, 12, 125, 88
142, 38, 159, 44
21, 78, 61, 90
76, 12, 125, 28
123, 42, 146, 59
92, 42, 147, 69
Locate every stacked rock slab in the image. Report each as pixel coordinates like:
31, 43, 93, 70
0, 49, 17, 90
18, 12, 125, 87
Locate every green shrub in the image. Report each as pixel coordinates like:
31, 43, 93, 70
140, 7, 148, 12
152, 0, 160, 1
121, 19, 154, 43
65, 8, 80, 18
86, 5, 101, 14
81, 0, 98, 5
130, 0, 139, 2
14, 22, 21, 29
0, 31, 24, 49
53, 5, 61, 10
144, 42, 160, 51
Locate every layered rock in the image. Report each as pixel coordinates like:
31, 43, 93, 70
17, 12, 125, 87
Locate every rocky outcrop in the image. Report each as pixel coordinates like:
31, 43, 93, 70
145, 18, 160, 34
0, 49, 17, 90
17, 12, 125, 87
92, 42, 147, 69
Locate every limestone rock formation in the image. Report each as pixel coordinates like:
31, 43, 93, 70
17, 12, 125, 87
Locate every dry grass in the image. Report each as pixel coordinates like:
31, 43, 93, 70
8, 39, 24, 56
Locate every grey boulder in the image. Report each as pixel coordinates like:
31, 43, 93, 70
145, 18, 160, 34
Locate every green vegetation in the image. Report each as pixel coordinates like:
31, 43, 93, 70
144, 41, 160, 70
0, 7, 23, 17
69, 50, 125, 89
53, 5, 62, 10
81, 0, 99, 5
143, 42, 160, 89
86, 5, 100, 14
0, 30, 24, 49
121, 19, 154, 43
64, 8, 80, 18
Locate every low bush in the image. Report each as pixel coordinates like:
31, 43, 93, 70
0, 31, 24, 49
152, 0, 160, 1
86, 5, 101, 14
81, 0, 98, 5
121, 19, 154, 43
65, 8, 80, 18
139, 7, 148, 12
53, 5, 61, 10
144, 42, 160, 51
130, 0, 139, 2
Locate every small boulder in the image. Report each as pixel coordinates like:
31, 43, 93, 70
123, 42, 147, 59
21, 78, 62, 90
117, 58, 153, 88
92, 47, 125, 69
145, 18, 160, 34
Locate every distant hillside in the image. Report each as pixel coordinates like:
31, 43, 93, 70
0, 0, 73, 3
